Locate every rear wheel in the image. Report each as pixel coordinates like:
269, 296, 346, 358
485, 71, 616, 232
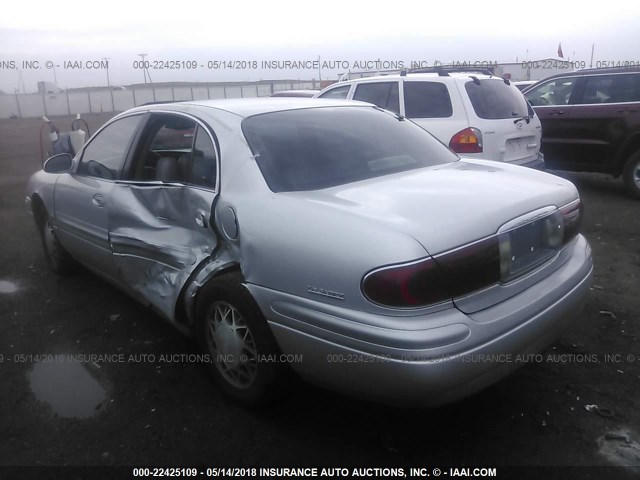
195, 273, 285, 405
38, 209, 75, 274
623, 150, 640, 199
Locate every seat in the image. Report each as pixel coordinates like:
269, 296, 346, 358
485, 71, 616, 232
177, 153, 192, 183
156, 156, 181, 182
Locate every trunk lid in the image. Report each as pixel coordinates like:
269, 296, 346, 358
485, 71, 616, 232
296, 159, 577, 256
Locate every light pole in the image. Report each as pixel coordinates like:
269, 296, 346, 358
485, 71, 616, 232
103, 57, 111, 86
138, 53, 148, 83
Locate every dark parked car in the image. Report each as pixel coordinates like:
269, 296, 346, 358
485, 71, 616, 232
523, 67, 640, 197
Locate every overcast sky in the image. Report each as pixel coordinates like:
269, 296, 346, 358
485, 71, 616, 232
1, 0, 639, 92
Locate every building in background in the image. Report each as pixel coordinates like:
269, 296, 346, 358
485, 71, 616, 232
37, 81, 65, 94
495, 59, 575, 81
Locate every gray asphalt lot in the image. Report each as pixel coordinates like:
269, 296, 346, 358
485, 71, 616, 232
0, 113, 639, 472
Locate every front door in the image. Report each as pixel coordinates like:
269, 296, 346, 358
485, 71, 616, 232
524, 76, 581, 169
54, 114, 144, 281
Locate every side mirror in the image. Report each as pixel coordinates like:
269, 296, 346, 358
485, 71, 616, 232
43, 153, 73, 173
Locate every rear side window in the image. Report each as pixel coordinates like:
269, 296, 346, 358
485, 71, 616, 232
241, 106, 457, 193
150, 124, 195, 150
128, 114, 196, 182
577, 74, 640, 104
353, 82, 400, 114
318, 85, 351, 99
403, 82, 453, 118
188, 127, 217, 189
525, 77, 578, 106
465, 79, 529, 119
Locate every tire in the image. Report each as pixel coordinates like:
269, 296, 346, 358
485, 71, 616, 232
623, 150, 640, 199
38, 209, 75, 274
195, 273, 286, 405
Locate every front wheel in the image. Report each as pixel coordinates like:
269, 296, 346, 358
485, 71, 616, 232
195, 273, 286, 405
623, 151, 640, 199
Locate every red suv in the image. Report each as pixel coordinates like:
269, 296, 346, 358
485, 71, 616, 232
524, 67, 640, 197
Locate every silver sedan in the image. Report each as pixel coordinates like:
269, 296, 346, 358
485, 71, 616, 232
26, 98, 593, 406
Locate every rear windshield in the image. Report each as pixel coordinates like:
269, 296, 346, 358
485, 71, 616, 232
242, 106, 458, 192
465, 79, 529, 119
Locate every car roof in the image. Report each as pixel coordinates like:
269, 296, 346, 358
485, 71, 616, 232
534, 66, 640, 82
132, 97, 369, 118
329, 72, 500, 86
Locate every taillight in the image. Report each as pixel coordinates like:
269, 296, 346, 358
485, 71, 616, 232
449, 127, 483, 154
362, 257, 450, 308
362, 237, 500, 308
560, 199, 583, 244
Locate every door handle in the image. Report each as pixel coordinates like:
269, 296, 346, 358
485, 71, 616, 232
92, 194, 105, 208
195, 210, 208, 228
548, 110, 565, 115
617, 108, 638, 113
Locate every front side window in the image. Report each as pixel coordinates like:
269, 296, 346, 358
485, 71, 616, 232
78, 115, 143, 180
353, 82, 400, 114
525, 77, 579, 106
403, 82, 453, 118
318, 85, 351, 99
242, 106, 458, 193
577, 74, 640, 104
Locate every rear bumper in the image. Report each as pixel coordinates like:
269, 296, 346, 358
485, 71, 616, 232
510, 151, 545, 170
248, 235, 592, 406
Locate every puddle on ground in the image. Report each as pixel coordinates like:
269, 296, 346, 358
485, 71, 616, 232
29, 358, 106, 418
598, 428, 640, 467
0, 280, 18, 294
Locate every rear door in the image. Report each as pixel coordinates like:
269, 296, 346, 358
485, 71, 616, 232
524, 76, 582, 168
559, 72, 640, 172
108, 112, 219, 321
461, 78, 541, 165
54, 114, 144, 281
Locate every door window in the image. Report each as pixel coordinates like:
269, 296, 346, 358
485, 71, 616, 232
403, 82, 453, 118
318, 85, 351, 99
185, 127, 218, 189
78, 115, 143, 180
577, 74, 640, 104
128, 114, 197, 182
353, 82, 400, 114
525, 77, 578, 106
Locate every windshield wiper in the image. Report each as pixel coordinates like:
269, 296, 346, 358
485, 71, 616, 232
512, 113, 531, 124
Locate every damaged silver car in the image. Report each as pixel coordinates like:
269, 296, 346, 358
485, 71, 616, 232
26, 98, 593, 406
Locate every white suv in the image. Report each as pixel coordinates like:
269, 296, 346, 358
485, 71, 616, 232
315, 70, 544, 168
